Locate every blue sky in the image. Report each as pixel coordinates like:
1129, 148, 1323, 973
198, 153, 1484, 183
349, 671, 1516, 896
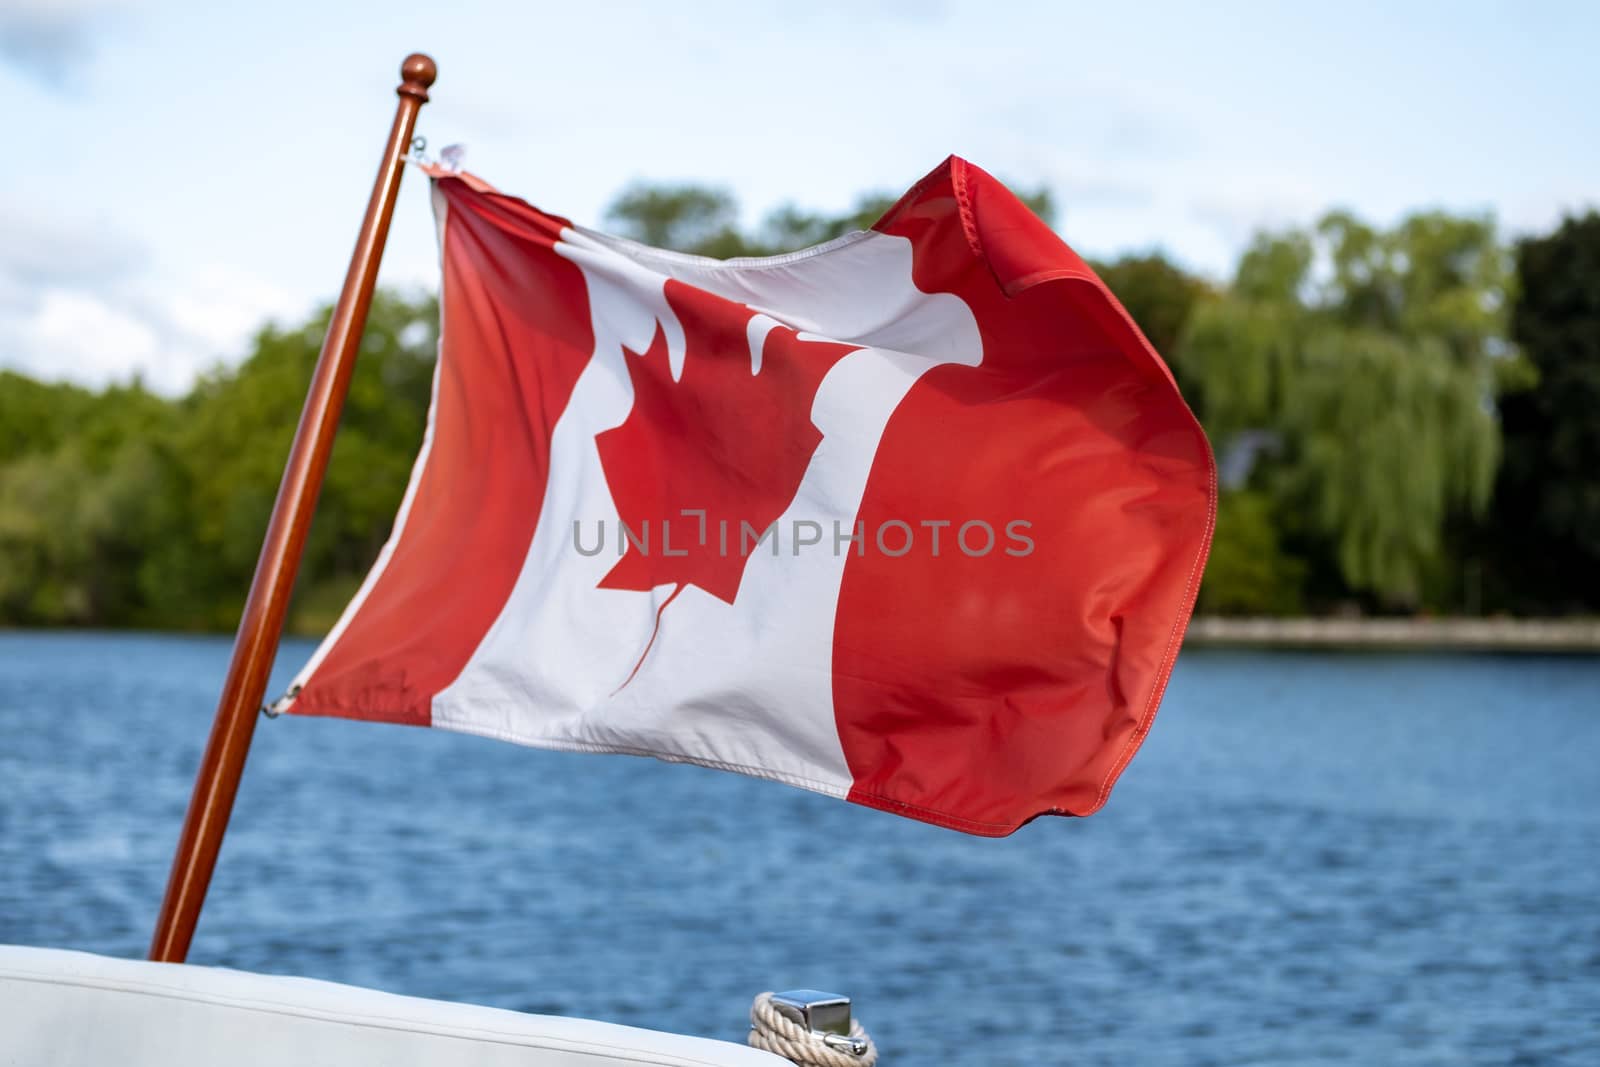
2, 0, 1595, 392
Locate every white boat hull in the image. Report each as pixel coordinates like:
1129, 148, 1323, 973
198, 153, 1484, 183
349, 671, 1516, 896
0, 945, 783, 1066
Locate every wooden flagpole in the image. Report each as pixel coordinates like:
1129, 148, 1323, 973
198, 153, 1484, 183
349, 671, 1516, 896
148, 53, 437, 963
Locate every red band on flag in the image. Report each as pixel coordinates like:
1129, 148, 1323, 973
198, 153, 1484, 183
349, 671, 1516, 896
290, 182, 595, 724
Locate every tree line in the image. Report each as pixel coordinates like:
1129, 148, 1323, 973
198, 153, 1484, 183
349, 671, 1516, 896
1, 185, 1595, 631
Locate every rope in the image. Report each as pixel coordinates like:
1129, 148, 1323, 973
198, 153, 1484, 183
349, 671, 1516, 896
748, 992, 878, 1067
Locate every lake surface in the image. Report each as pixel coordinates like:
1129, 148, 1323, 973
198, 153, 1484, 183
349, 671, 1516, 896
1, 632, 1596, 1065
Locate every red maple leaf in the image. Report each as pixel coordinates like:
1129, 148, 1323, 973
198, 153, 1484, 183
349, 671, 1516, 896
594, 279, 860, 616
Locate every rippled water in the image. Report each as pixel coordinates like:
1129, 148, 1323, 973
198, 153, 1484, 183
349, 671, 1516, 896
2, 632, 1597, 1064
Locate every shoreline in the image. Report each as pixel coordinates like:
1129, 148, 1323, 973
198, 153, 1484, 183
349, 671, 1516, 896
1185, 616, 1600, 653
4, 618, 1600, 653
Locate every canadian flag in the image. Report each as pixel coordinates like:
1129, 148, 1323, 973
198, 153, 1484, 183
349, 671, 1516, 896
281, 157, 1215, 836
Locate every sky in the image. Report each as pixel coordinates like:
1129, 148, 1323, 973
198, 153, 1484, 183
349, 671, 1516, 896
1, 0, 1596, 393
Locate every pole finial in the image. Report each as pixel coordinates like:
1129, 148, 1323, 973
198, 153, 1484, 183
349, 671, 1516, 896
398, 53, 437, 101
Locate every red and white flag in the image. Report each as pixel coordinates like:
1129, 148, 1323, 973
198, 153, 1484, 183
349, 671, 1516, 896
280, 157, 1215, 835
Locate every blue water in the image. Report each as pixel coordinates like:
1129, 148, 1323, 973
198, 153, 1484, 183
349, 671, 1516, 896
1, 632, 1596, 1065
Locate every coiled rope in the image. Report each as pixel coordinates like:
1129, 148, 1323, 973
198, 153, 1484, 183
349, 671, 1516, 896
748, 992, 878, 1067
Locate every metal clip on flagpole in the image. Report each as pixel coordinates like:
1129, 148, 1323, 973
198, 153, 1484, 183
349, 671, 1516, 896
147, 53, 437, 965
404, 135, 466, 173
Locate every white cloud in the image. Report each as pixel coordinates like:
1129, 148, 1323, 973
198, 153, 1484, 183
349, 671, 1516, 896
155, 265, 304, 357
8, 288, 159, 386
0, 0, 128, 89
2, 258, 308, 395
1, 192, 312, 393
0, 204, 142, 289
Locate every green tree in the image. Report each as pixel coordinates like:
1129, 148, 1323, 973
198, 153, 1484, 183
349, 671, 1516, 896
0, 291, 438, 631
1091, 253, 1212, 403
0, 375, 186, 626
1181, 210, 1514, 607
1092, 254, 1211, 359
0, 373, 96, 463
1196, 490, 1306, 615
603, 184, 746, 255
605, 181, 1055, 258
166, 291, 438, 630
1481, 212, 1600, 612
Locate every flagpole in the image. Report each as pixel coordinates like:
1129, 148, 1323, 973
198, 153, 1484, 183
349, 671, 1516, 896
148, 53, 437, 963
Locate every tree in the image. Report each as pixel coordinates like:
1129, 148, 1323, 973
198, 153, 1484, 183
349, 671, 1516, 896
1091, 253, 1212, 400
0, 291, 439, 631
603, 184, 745, 255
167, 291, 438, 630
1482, 212, 1600, 612
0, 373, 95, 463
1180, 210, 1514, 608
605, 182, 1055, 258
0, 376, 185, 626
1196, 490, 1306, 615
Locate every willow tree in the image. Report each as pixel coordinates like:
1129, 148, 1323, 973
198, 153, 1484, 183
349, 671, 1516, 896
1181, 210, 1512, 605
